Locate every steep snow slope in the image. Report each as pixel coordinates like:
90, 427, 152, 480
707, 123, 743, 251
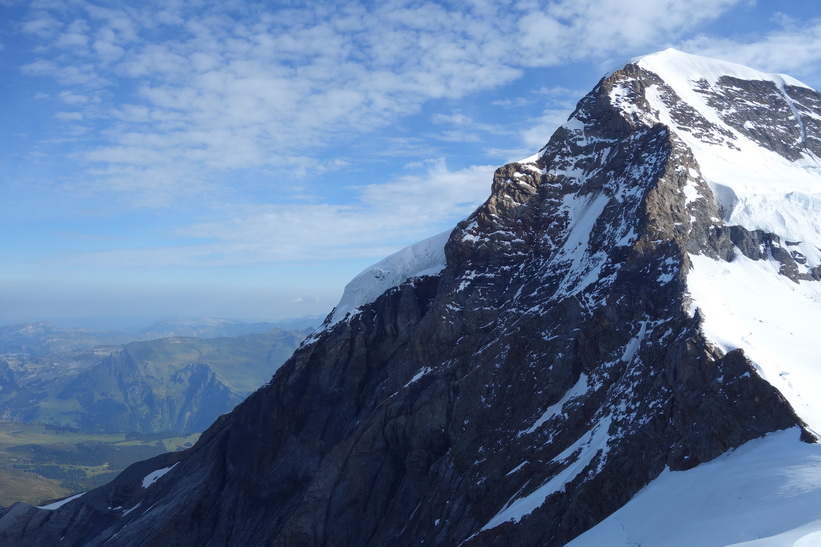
569, 428, 821, 546
604, 49, 821, 431
325, 229, 450, 326
570, 48, 821, 546
688, 253, 821, 433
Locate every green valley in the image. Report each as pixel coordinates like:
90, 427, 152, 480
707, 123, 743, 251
0, 421, 199, 507
0, 320, 316, 507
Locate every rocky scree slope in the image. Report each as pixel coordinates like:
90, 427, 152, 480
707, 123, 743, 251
1, 49, 819, 546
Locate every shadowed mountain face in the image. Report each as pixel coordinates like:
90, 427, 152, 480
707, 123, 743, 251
2, 50, 819, 546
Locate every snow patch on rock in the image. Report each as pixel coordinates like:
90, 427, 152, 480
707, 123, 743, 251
142, 463, 178, 489
38, 492, 85, 511
687, 252, 821, 433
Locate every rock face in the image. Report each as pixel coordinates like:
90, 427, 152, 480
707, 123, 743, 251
2, 49, 820, 546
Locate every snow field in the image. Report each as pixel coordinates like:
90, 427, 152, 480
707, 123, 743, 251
569, 428, 821, 547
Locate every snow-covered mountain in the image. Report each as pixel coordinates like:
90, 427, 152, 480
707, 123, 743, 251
2, 48, 821, 546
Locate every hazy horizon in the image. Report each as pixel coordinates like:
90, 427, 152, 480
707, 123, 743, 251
0, 312, 327, 332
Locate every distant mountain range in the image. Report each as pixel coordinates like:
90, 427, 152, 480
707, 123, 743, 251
0, 319, 320, 434
0, 317, 321, 357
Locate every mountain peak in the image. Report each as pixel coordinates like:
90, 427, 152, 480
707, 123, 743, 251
596, 48, 821, 259
632, 47, 810, 89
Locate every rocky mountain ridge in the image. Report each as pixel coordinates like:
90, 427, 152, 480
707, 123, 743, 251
2, 49, 820, 546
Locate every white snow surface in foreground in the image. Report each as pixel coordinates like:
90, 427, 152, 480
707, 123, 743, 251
327, 230, 451, 325
569, 429, 821, 547
142, 462, 178, 489
38, 491, 85, 511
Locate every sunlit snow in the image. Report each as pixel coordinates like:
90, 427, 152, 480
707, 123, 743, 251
629, 49, 821, 431
552, 193, 611, 298
688, 253, 821, 433
326, 229, 451, 325
637, 50, 821, 272
569, 429, 821, 546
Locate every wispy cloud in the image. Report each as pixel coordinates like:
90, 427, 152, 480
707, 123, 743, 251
10, 0, 821, 275
535, 0, 744, 58
70, 161, 496, 267
14, 0, 750, 207
58, 90, 97, 104
7, 0, 821, 323
54, 111, 83, 121
20, 12, 63, 38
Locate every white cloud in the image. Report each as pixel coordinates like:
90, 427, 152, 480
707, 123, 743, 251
11, 0, 821, 276
93, 35, 125, 62
172, 161, 496, 263
22, 58, 110, 87
85, 4, 140, 43
492, 97, 534, 109
510, 0, 746, 67
536, 86, 588, 99
13, 0, 754, 209
51, 161, 495, 268
59, 90, 96, 104
518, 108, 575, 152
291, 296, 322, 305
486, 85, 582, 160
429, 112, 509, 143
17, 3, 743, 167
55, 19, 90, 49
21, 13, 63, 37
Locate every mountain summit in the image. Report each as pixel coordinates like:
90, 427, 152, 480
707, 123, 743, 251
3, 48, 821, 546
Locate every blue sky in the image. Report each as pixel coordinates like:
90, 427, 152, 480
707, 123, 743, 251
1, 0, 821, 328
